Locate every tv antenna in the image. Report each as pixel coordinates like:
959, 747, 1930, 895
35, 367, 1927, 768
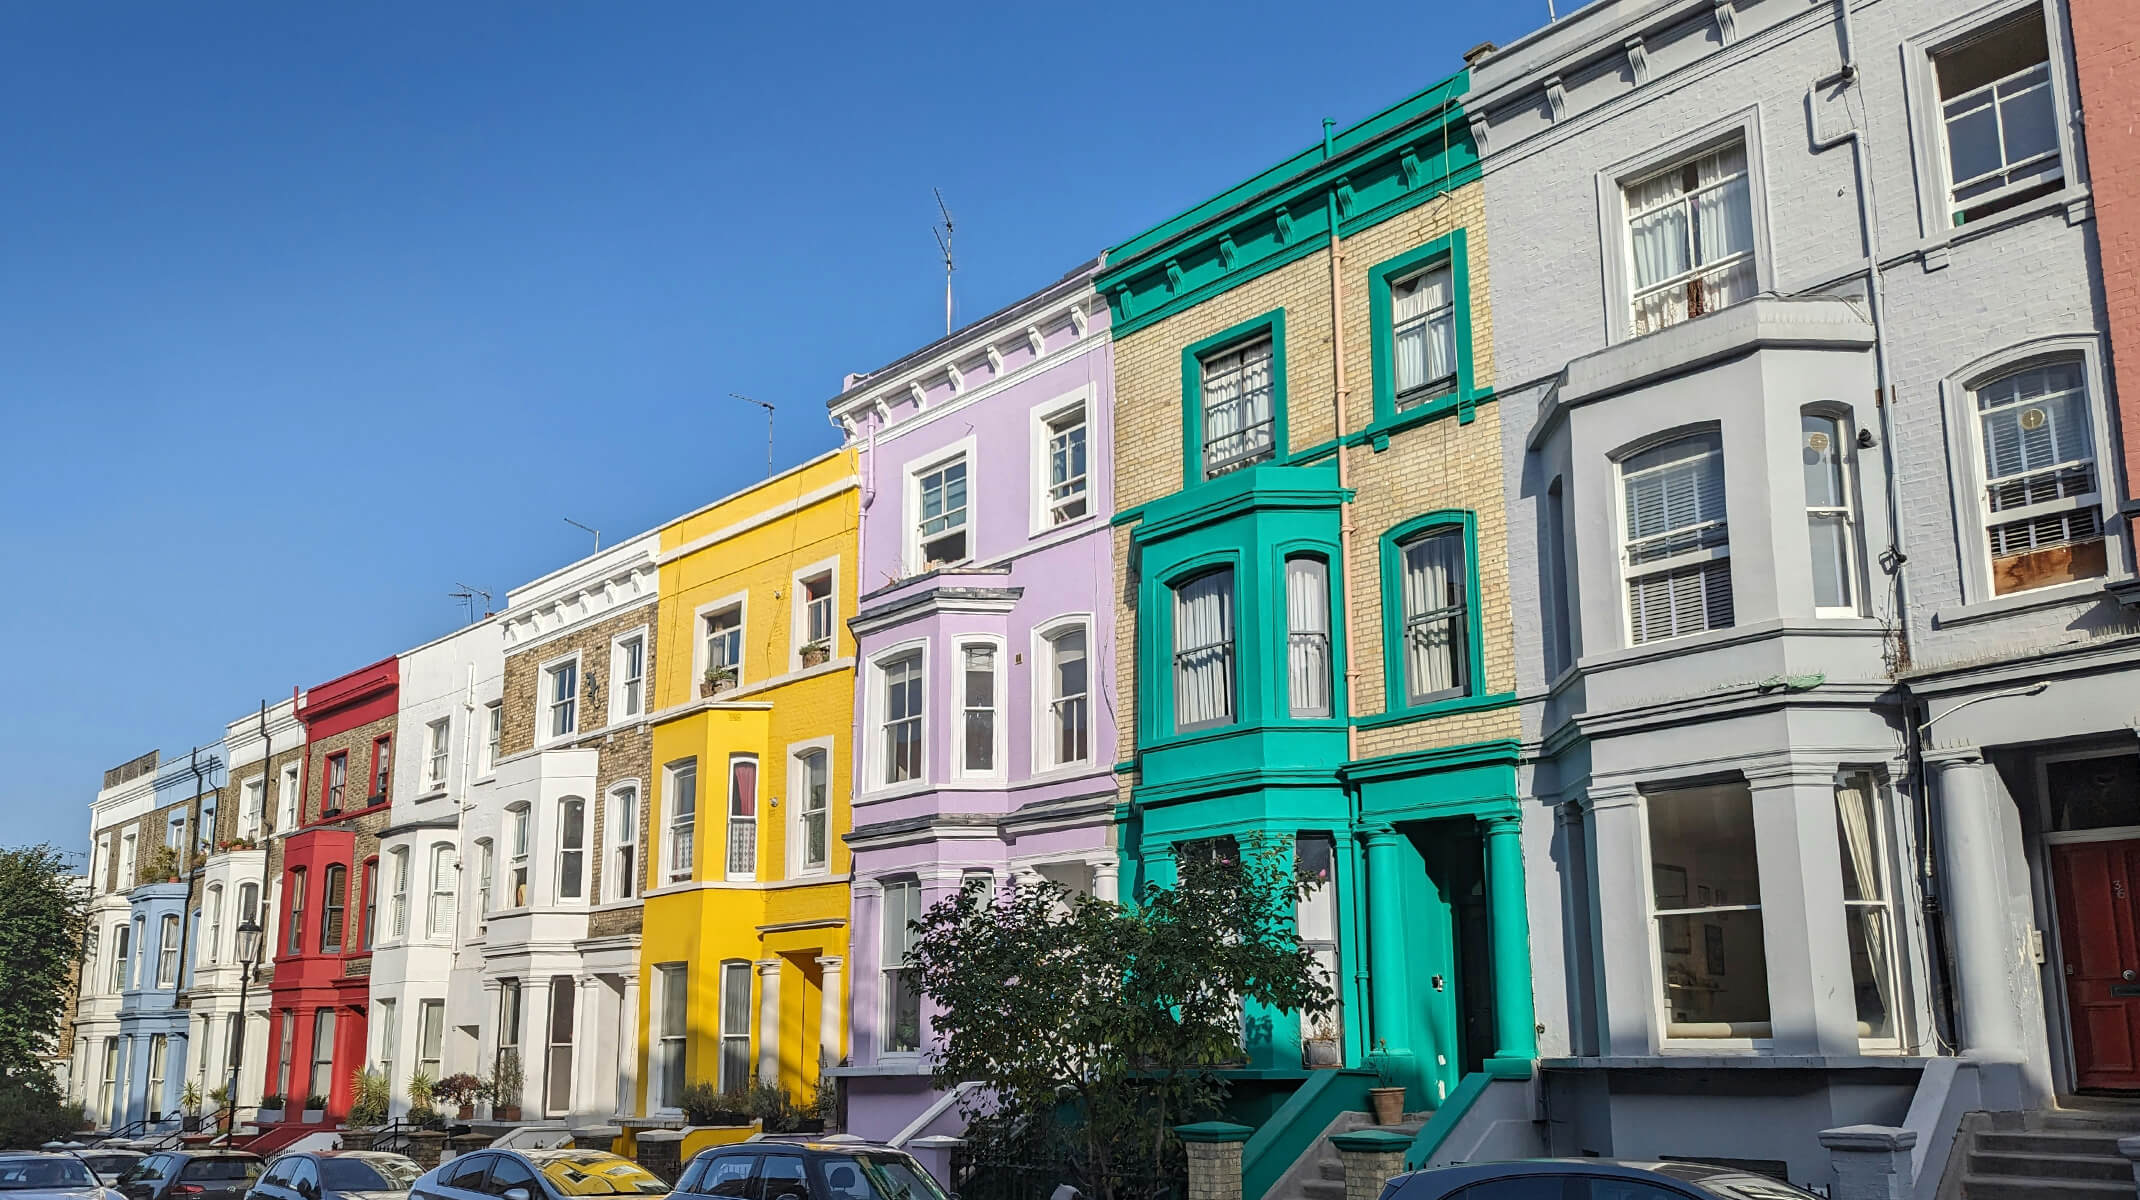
449, 583, 493, 624
731, 393, 776, 477
564, 516, 601, 552
932, 188, 955, 335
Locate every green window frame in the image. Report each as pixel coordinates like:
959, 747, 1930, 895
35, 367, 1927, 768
1181, 310, 1288, 484
1367, 229, 1477, 431
1378, 510, 1487, 720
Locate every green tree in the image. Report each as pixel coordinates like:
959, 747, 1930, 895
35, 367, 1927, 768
0, 844, 91, 1147
908, 837, 1331, 1200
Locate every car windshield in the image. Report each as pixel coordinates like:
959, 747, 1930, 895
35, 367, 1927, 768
818, 1157, 949, 1200
0, 1159, 97, 1190
323, 1158, 422, 1191
535, 1157, 669, 1196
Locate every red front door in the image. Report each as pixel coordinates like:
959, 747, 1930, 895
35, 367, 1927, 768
2053, 838, 2140, 1090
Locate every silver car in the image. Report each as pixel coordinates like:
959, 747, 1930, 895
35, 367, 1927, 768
68, 1155, 143, 1189
0, 1153, 122, 1200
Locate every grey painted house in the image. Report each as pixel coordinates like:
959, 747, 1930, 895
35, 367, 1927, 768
1474, 0, 2138, 1185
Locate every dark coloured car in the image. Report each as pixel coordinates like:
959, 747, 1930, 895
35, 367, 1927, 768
1377, 1160, 1822, 1200
409, 1150, 667, 1200
250, 1153, 423, 1200
672, 1143, 947, 1200
116, 1153, 265, 1200
69, 1154, 144, 1189
0, 1153, 120, 1200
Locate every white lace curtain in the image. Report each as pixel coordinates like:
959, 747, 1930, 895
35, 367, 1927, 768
1286, 557, 1331, 718
1392, 265, 1456, 398
1627, 143, 1755, 330
1202, 341, 1273, 471
1402, 532, 1465, 700
1174, 571, 1235, 727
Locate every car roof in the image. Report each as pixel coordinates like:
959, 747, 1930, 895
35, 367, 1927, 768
695, 1143, 903, 1155
1391, 1161, 1810, 1197
173, 1152, 262, 1161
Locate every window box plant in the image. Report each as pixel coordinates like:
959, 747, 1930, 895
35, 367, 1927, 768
800, 640, 831, 668
301, 1094, 328, 1123
180, 1082, 204, 1132
256, 1094, 285, 1123
701, 666, 738, 697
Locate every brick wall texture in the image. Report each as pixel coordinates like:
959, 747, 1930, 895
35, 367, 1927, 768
499, 598, 659, 905
302, 714, 396, 938
1111, 179, 1516, 770
2072, 0, 2140, 508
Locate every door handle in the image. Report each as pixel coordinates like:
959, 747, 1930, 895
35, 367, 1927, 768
2124, 969, 2136, 982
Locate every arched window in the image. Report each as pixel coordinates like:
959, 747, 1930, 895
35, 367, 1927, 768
1172, 568, 1236, 731
1284, 557, 1332, 718
1968, 356, 2106, 596
428, 844, 457, 939
389, 847, 411, 939
286, 869, 306, 955
793, 751, 828, 873
726, 756, 758, 882
1040, 622, 1091, 767
1802, 408, 1862, 616
319, 864, 348, 954
203, 884, 224, 966
557, 798, 587, 902
607, 784, 639, 901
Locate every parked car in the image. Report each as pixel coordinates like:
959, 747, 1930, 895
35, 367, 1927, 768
0, 1153, 121, 1200
250, 1153, 422, 1200
115, 1153, 264, 1200
1377, 1160, 1822, 1200
68, 1154, 143, 1188
671, 1143, 947, 1200
410, 1151, 667, 1200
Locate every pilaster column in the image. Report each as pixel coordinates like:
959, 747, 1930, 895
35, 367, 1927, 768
571, 975, 601, 1118
851, 880, 882, 1065
1747, 769, 1860, 1055
476, 981, 502, 1098
1557, 797, 1598, 1057
816, 956, 844, 1068
617, 973, 641, 1118
1480, 812, 1536, 1075
1362, 827, 1413, 1056
756, 959, 783, 1085
1584, 786, 1658, 1055
1093, 859, 1120, 904
525, 976, 553, 1114
1932, 751, 2026, 1062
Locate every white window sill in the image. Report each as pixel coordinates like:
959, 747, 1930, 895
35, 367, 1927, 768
1933, 575, 2126, 628
1912, 183, 2091, 270
858, 779, 935, 805
414, 788, 448, 803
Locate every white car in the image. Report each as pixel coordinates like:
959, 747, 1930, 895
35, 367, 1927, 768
0, 1153, 124, 1200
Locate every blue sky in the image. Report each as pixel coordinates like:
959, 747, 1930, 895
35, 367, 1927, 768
0, 1, 1536, 857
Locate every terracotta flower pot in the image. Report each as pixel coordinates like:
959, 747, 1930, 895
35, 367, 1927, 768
1368, 1086, 1405, 1127
457, 1103, 475, 1120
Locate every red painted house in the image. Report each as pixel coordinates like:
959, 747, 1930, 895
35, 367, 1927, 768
262, 657, 398, 1120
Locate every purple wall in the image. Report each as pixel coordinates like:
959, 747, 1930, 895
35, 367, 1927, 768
829, 266, 1115, 1144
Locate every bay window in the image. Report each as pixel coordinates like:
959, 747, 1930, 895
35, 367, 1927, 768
1835, 772, 1899, 1045
1042, 623, 1090, 767
1802, 411, 1861, 615
1622, 432, 1732, 644
320, 863, 347, 953
1287, 557, 1333, 719
882, 651, 924, 784
881, 880, 923, 1054
719, 960, 752, 1091
508, 803, 530, 906
156, 914, 179, 987
389, 847, 410, 939
654, 964, 687, 1110
667, 761, 698, 882
727, 756, 758, 881
1172, 569, 1236, 732
558, 797, 587, 901
1647, 782, 1769, 1039
957, 643, 996, 777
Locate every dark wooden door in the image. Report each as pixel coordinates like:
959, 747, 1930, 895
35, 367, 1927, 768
2054, 838, 2140, 1090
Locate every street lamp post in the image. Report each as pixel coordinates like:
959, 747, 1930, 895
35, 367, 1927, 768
222, 918, 262, 1144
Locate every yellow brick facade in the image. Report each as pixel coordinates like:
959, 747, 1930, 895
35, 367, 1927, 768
635, 448, 859, 1114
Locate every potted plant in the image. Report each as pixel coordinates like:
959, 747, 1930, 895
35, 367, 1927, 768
1367, 1040, 1405, 1127
179, 1082, 204, 1132
256, 1093, 285, 1123
347, 1069, 389, 1128
800, 640, 831, 668
701, 665, 738, 697
678, 1082, 750, 1127
407, 1069, 440, 1127
141, 844, 180, 885
301, 1094, 329, 1123
490, 1050, 523, 1122
436, 1073, 481, 1121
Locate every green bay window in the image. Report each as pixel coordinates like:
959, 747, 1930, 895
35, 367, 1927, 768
1172, 568, 1237, 732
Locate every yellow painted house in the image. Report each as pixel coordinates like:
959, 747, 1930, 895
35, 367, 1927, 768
636, 447, 858, 1116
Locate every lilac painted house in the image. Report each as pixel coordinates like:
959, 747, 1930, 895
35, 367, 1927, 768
827, 262, 1115, 1144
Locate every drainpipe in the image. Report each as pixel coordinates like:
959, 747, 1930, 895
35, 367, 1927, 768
172, 748, 210, 1001
1327, 189, 1361, 766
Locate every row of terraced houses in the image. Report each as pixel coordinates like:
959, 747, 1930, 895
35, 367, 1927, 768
62, 0, 2140, 1193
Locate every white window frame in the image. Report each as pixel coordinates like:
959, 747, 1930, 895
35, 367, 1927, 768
480, 701, 503, 776
664, 759, 699, 884
423, 717, 451, 792
652, 963, 688, 1113
1903, 0, 2083, 240
556, 796, 589, 902
1939, 336, 2125, 608
239, 778, 266, 839
786, 739, 834, 878
1835, 769, 1905, 1053
789, 559, 841, 672
1032, 616, 1095, 774
880, 879, 923, 1057
716, 960, 752, 1092
610, 626, 649, 722
1802, 406, 1864, 618
375, 997, 398, 1081
1595, 109, 1774, 346
474, 838, 494, 921
1029, 387, 1095, 534
867, 641, 930, 792
904, 436, 978, 574
388, 846, 411, 940
606, 780, 641, 902
506, 802, 531, 909
118, 833, 136, 890
157, 914, 180, 987
416, 998, 445, 1082
725, 754, 759, 883
539, 652, 582, 745
1616, 428, 1734, 647
203, 884, 223, 966
278, 765, 300, 833
952, 635, 1006, 783
427, 842, 456, 940
1642, 781, 1773, 1050
693, 591, 750, 695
